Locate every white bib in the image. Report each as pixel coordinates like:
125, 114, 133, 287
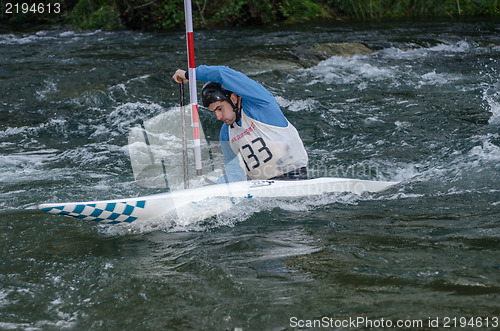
228, 110, 308, 180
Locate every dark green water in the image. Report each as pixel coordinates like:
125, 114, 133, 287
1, 21, 499, 330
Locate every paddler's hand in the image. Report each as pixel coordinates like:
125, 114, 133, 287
173, 69, 188, 84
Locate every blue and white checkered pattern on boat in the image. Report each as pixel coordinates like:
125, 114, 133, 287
40, 200, 146, 224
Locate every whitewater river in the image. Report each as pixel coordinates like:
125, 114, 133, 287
1, 21, 499, 330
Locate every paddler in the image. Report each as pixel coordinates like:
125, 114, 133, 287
173, 65, 308, 183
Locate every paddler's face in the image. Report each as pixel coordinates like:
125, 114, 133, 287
209, 94, 238, 125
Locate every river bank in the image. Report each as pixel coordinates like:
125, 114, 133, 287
1, 0, 499, 31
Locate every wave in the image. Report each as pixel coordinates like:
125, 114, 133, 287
416, 70, 461, 88
297, 39, 499, 90
302, 54, 396, 86
0, 29, 105, 45
299, 45, 475, 91
378, 40, 481, 60
484, 83, 500, 124
275, 96, 317, 112
0, 119, 67, 142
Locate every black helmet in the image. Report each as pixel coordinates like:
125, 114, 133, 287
201, 82, 233, 108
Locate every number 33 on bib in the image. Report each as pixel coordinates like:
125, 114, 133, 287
229, 110, 308, 180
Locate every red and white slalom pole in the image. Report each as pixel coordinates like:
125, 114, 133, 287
183, 0, 202, 175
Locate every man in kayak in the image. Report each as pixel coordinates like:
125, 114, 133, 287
173, 65, 308, 182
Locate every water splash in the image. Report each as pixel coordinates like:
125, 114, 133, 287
36, 79, 58, 100
303, 54, 395, 86
99, 190, 370, 236
416, 70, 460, 89
484, 83, 500, 124
275, 96, 317, 112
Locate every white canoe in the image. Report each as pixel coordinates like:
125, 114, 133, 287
38, 177, 398, 225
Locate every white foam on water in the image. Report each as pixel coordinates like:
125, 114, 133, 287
0, 29, 104, 45
35, 79, 59, 100
102, 190, 369, 236
416, 70, 461, 88
468, 134, 500, 162
385, 162, 421, 183
108, 102, 165, 134
484, 84, 500, 124
0, 119, 67, 140
429, 40, 471, 53
392, 133, 500, 198
303, 54, 396, 86
379, 41, 473, 61
275, 96, 317, 112
0, 149, 62, 185
0, 33, 40, 45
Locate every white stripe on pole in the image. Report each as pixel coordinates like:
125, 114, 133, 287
184, 0, 202, 175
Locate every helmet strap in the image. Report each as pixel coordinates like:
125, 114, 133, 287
227, 95, 242, 124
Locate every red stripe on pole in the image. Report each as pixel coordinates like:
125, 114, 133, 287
191, 104, 199, 122
187, 32, 195, 68
193, 126, 200, 140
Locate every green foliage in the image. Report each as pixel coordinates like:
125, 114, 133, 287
191, 0, 281, 26
1, 0, 499, 29
281, 0, 324, 23
156, 0, 185, 29
69, 0, 122, 29
330, 0, 500, 19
